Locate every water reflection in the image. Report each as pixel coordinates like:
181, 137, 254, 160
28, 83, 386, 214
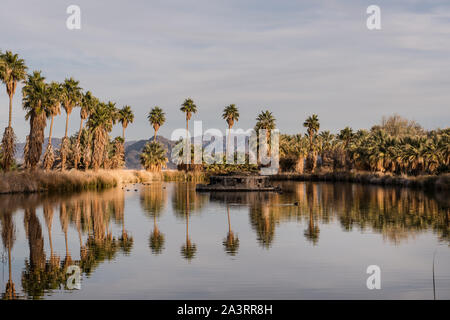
0, 182, 448, 299
0, 189, 133, 299
141, 184, 167, 255
223, 206, 239, 255
1, 209, 16, 299
207, 182, 449, 247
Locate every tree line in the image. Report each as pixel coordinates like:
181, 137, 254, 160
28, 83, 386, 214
0, 50, 134, 171
2, 50, 448, 175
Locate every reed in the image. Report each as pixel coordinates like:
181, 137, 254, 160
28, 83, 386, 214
0, 169, 208, 194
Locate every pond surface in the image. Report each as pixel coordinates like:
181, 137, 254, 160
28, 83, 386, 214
0, 181, 449, 300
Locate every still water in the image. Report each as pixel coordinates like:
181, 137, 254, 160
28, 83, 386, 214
0, 181, 449, 300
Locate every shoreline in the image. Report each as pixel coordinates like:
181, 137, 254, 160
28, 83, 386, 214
0, 169, 448, 195
270, 171, 450, 192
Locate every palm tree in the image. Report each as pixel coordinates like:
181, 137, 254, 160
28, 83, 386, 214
303, 114, 320, 149
338, 126, 354, 149
22, 71, 49, 170
180, 98, 197, 166
79, 92, 95, 140
140, 141, 168, 171
148, 106, 165, 141
73, 91, 97, 169
87, 102, 115, 170
303, 114, 320, 171
118, 105, 134, 140
43, 82, 62, 170
222, 104, 239, 155
255, 110, 276, 162
60, 78, 82, 170
0, 51, 27, 170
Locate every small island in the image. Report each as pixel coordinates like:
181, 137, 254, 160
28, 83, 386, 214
196, 174, 281, 192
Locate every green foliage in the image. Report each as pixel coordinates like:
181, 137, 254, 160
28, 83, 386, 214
140, 141, 168, 171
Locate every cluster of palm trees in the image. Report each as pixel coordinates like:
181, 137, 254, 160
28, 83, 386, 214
0, 50, 135, 171
280, 114, 450, 175
141, 98, 275, 171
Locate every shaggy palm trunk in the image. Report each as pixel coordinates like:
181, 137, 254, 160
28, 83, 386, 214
83, 140, 92, 170
74, 119, 85, 169
92, 128, 106, 171
24, 112, 47, 170
61, 113, 70, 171
1, 127, 16, 171
295, 156, 305, 174
1, 93, 16, 171
43, 116, 55, 170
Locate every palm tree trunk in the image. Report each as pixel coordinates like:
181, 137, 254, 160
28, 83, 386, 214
48, 115, 54, 145
8, 93, 13, 128
226, 125, 231, 160
185, 118, 189, 169
77, 118, 84, 143
65, 113, 70, 138
154, 128, 158, 142
123, 127, 126, 141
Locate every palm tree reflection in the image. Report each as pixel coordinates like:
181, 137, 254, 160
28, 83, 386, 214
223, 205, 239, 256
180, 185, 197, 261
1, 209, 16, 300
140, 184, 166, 255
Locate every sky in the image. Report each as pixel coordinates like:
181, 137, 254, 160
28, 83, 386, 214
1, 0, 449, 142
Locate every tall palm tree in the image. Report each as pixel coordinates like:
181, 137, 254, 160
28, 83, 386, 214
43, 82, 62, 170
78, 91, 96, 142
255, 110, 276, 161
303, 114, 320, 149
303, 114, 320, 171
73, 91, 96, 169
0, 51, 28, 170
87, 102, 115, 171
180, 98, 197, 166
22, 71, 49, 170
60, 78, 82, 170
338, 126, 354, 149
222, 104, 239, 155
118, 105, 134, 140
148, 106, 165, 141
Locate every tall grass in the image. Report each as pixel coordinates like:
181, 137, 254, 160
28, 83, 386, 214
0, 169, 208, 194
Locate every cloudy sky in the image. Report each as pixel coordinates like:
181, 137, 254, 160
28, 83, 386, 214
1, 0, 449, 142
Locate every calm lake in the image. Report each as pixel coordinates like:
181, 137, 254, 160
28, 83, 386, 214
0, 181, 449, 300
